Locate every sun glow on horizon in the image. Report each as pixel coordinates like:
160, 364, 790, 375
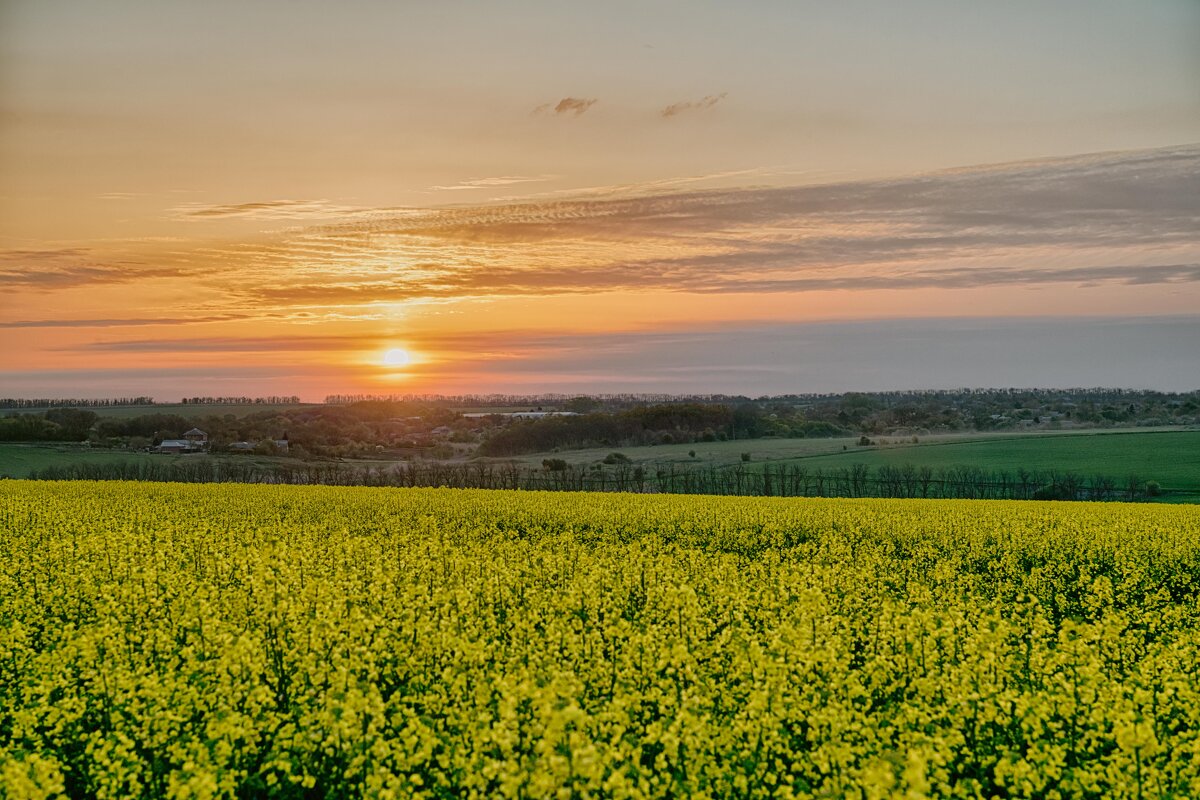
382, 347, 412, 367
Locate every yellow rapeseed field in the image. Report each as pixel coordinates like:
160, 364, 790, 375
3, 481, 1200, 799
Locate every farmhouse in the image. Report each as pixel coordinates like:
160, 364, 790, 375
183, 428, 208, 445
156, 428, 209, 453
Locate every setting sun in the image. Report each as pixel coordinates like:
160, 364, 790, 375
382, 348, 412, 367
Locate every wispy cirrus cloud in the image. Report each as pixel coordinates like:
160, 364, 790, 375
429, 175, 557, 192
193, 144, 1196, 306
171, 199, 416, 221
121, 144, 1195, 319
662, 93, 727, 118
302, 145, 1195, 242
71, 334, 370, 353
236, 262, 1200, 309
0, 248, 189, 289
0, 315, 246, 329
8, 146, 1199, 316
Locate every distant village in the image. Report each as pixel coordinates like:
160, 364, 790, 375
144, 406, 582, 459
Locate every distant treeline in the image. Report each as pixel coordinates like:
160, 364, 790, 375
180, 396, 301, 405
0, 409, 100, 441
27, 460, 1163, 502
0, 397, 154, 409
0, 396, 301, 409
476, 405, 850, 456
0, 400, 849, 454
476, 390, 1200, 448
0, 402, 459, 456
325, 388, 1200, 405
323, 393, 747, 405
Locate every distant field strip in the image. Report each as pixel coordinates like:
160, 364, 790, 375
775, 430, 1200, 493
4, 482, 1200, 797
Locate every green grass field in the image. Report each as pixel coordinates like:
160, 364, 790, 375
510, 428, 1200, 500
0, 443, 156, 478
0, 443, 310, 479
5, 427, 1197, 501
769, 430, 1200, 495
505, 435, 858, 467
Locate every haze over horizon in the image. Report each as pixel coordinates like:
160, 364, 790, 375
2, 0, 1198, 400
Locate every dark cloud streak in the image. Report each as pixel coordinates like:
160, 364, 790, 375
73, 334, 369, 354
662, 93, 727, 117
533, 97, 598, 116
0, 315, 239, 329
36, 317, 1200, 395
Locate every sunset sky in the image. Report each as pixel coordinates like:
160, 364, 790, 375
2, 0, 1198, 399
